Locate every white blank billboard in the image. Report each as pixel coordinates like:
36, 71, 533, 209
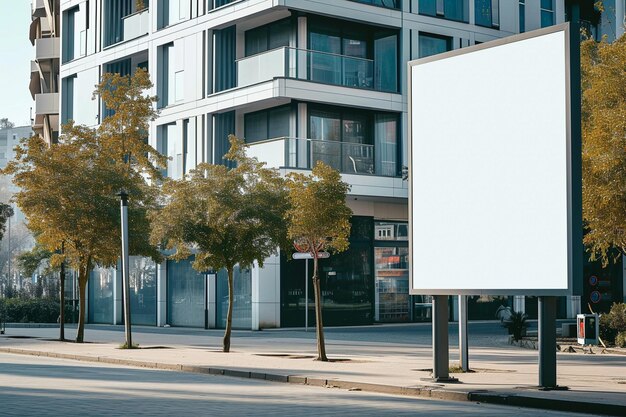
409, 25, 574, 295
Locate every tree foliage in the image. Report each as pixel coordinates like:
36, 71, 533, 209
150, 136, 289, 352
17, 243, 53, 277
285, 162, 352, 361
2, 69, 163, 342
581, 34, 626, 264
0, 118, 14, 129
0, 203, 13, 241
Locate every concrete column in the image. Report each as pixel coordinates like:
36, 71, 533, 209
207, 272, 217, 329
514, 295, 526, 314
156, 261, 167, 326
113, 267, 123, 325
297, 16, 307, 80
566, 295, 581, 318
251, 255, 281, 330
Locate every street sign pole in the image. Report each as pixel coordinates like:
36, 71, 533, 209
459, 295, 469, 372
292, 252, 329, 331
305, 259, 309, 332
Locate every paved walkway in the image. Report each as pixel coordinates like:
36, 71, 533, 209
1, 323, 625, 416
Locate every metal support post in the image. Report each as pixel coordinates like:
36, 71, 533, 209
432, 295, 456, 382
538, 296, 559, 389
305, 259, 309, 332
459, 295, 469, 372
119, 191, 132, 348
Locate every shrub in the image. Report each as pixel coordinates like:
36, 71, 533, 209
0, 298, 73, 324
599, 303, 626, 346
616, 331, 626, 348
501, 309, 528, 341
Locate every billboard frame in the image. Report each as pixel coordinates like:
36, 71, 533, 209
408, 23, 582, 296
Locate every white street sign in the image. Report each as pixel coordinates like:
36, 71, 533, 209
292, 252, 330, 260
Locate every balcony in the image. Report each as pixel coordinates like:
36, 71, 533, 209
122, 8, 150, 43
34, 93, 59, 125
247, 137, 399, 177
237, 47, 392, 92
35, 37, 60, 61
31, 0, 46, 17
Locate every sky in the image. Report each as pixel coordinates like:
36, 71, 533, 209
0, 1, 35, 128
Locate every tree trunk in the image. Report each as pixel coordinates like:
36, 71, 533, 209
76, 271, 88, 343
313, 256, 328, 361
223, 266, 234, 352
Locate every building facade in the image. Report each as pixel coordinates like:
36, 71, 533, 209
49, 0, 626, 329
30, 0, 61, 145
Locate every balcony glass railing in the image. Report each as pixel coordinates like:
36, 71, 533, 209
246, 137, 395, 177
348, 0, 401, 10
237, 47, 386, 91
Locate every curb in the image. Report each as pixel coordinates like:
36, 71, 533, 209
0, 347, 623, 416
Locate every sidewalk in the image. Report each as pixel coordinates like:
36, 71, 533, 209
1, 324, 625, 416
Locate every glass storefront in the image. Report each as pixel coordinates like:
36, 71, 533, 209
375, 246, 409, 322
88, 266, 114, 324
216, 265, 252, 330
129, 257, 157, 326
281, 216, 374, 327
167, 259, 204, 327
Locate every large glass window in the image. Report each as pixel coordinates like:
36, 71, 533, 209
308, 105, 398, 176
281, 216, 374, 327
88, 267, 114, 324
62, 7, 77, 63
419, 0, 469, 22
61, 75, 75, 124
375, 247, 409, 322
244, 105, 291, 143
308, 19, 398, 92
245, 19, 291, 56
519, 0, 526, 33
216, 265, 252, 330
167, 258, 204, 327
129, 257, 157, 326
418, 33, 453, 58
475, 0, 500, 28
540, 0, 555, 28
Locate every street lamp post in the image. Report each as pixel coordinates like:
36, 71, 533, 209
118, 190, 132, 348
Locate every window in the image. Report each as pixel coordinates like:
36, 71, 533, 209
418, 33, 453, 58
103, 0, 133, 46
244, 105, 291, 143
62, 7, 78, 63
540, 0, 554, 28
419, 0, 469, 22
308, 105, 399, 176
475, 0, 499, 28
157, 43, 173, 108
245, 19, 291, 56
308, 19, 399, 92
519, 0, 525, 33
61, 75, 75, 124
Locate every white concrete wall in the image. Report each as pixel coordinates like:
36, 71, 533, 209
252, 255, 281, 329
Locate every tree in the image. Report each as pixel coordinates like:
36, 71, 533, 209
150, 136, 288, 352
285, 162, 352, 361
0, 118, 14, 129
581, 34, 626, 264
17, 244, 51, 277
0, 203, 13, 241
3, 69, 164, 342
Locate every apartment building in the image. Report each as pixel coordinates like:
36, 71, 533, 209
30, 0, 61, 145
49, 0, 625, 329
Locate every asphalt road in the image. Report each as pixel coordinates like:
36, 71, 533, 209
0, 353, 592, 417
